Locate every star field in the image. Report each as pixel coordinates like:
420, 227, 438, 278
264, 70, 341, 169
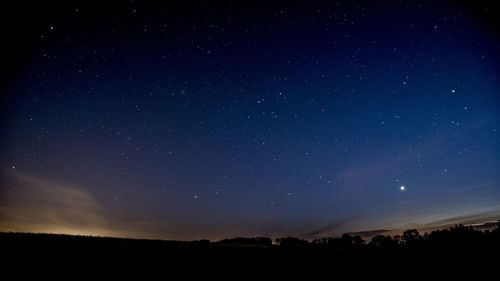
1, 0, 499, 240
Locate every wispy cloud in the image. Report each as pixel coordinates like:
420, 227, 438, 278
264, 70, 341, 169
416, 210, 500, 232
301, 213, 364, 238
0, 170, 242, 240
344, 229, 392, 238
0, 171, 113, 236
369, 210, 500, 238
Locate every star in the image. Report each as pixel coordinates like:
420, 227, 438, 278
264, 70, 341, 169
400, 186, 406, 191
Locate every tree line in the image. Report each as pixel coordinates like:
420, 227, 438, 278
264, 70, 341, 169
274, 222, 500, 249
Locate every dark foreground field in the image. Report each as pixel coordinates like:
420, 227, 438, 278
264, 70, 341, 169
2, 224, 499, 279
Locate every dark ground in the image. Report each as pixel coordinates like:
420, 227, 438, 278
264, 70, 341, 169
2, 224, 499, 279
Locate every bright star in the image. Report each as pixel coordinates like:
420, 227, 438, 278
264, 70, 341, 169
400, 186, 406, 191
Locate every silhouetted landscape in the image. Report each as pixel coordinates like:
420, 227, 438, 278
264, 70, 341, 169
2, 223, 499, 278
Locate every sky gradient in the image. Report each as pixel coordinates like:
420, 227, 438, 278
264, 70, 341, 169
1, 0, 500, 240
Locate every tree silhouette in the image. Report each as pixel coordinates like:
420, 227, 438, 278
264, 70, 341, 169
369, 235, 398, 248
275, 237, 309, 247
352, 235, 365, 247
492, 220, 500, 233
401, 229, 421, 245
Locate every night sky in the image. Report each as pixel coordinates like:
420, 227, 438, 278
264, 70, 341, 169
1, 1, 500, 241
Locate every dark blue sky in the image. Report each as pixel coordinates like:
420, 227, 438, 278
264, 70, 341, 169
1, 0, 499, 240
